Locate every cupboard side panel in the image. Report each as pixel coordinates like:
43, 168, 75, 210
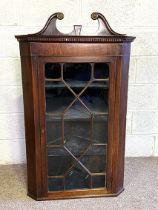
112, 51, 131, 193
20, 54, 42, 198
117, 55, 130, 191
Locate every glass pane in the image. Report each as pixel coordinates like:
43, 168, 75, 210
94, 63, 109, 79
92, 175, 105, 188
48, 178, 64, 191
65, 163, 90, 190
63, 63, 91, 94
64, 99, 91, 120
45, 63, 61, 79
64, 133, 91, 158
80, 145, 106, 173
45, 81, 75, 114
47, 148, 75, 176
64, 100, 91, 157
93, 115, 108, 144
46, 117, 62, 145
79, 81, 108, 113
45, 63, 109, 191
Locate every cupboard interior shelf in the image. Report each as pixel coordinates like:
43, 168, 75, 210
46, 136, 107, 148
46, 97, 108, 119
45, 80, 109, 89
46, 114, 108, 121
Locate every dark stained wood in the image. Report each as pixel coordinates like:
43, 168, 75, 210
20, 55, 42, 197
29, 43, 130, 57
16, 12, 135, 200
112, 54, 131, 193
15, 12, 135, 43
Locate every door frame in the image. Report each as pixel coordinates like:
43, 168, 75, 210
37, 56, 117, 199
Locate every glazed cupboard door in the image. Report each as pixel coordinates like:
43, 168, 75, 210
38, 57, 116, 198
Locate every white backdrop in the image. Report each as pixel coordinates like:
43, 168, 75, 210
0, 0, 158, 164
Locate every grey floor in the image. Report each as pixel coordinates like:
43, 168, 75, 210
0, 158, 158, 210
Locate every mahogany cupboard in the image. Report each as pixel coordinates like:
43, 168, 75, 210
15, 12, 135, 200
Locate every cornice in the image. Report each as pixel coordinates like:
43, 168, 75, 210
15, 12, 135, 43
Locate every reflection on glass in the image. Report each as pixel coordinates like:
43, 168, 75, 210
64, 115, 91, 157
80, 145, 106, 173
80, 81, 108, 113
93, 115, 108, 144
65, 163, 90, 190
45, 63, 109, 191
47, 147, 75, 176
45, 81, 74, 114
46, 117, 61, 145
64, 100, 90, 120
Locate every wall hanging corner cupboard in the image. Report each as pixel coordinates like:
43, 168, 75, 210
15, 12, 135, 200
